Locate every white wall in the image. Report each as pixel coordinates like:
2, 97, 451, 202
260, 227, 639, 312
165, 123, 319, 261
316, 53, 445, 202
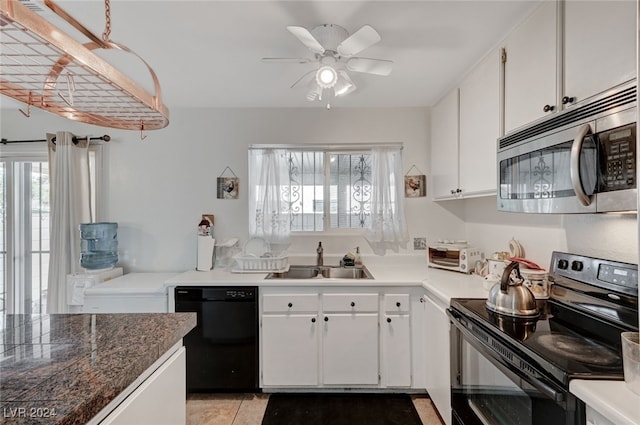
1, 107, 464, 272
461, 196, 638, 267
2, 106, 636, 272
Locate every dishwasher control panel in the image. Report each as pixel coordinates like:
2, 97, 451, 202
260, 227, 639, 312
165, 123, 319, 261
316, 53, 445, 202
225, 289, 255, 299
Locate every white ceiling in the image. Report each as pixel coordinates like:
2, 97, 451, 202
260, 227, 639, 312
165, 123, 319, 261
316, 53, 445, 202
5, 0, 542, 109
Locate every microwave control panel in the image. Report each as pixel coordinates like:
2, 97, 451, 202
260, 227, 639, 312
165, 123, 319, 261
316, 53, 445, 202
599, 123, 636, 192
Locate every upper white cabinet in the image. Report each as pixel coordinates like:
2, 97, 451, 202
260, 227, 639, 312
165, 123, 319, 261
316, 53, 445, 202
430, 88, 460, 199
563, 0, 636, 105
458, 48, 500, 197
431, 49, 500, 200
503, 0, 636, 134
503, 0, 557, 133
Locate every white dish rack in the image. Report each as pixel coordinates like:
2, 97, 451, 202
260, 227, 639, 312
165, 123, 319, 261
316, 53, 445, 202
231, 237, 289, 273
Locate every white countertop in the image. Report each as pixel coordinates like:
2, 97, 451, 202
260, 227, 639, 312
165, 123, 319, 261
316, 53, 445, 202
421, 269, 490, 305
84, 272, 178, 295
165, 255, 435, 287
570, 380, 640, 425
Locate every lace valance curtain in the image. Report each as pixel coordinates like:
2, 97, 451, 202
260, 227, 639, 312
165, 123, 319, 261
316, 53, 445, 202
364, 147, 409, 254
248, 148, 291, 254
248, 145, 408, 255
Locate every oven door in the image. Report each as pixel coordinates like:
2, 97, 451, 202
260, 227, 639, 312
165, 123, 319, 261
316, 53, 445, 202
447, 309, 584, 425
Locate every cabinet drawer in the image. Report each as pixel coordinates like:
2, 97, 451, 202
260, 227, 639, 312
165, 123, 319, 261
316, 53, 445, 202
322, 293, 379, 312
383, 294, 410, 313
263, 294, 319, 313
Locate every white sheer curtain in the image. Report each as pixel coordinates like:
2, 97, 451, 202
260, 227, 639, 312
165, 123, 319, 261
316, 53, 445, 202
248, 148, 290, 254
47, 132, 92, 313
364, 147, 409, 255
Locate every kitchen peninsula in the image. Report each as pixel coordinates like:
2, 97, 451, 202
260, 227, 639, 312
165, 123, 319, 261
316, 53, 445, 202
0, 313, 196, 425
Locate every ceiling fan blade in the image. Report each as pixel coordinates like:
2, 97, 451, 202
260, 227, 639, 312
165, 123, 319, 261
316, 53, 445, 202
337, 25, 381, 57
347, 57, 393, 76
335, 71, 357, 97
261, 57, 312, 64
290, 69, 316, 89
287, 26, 325, 55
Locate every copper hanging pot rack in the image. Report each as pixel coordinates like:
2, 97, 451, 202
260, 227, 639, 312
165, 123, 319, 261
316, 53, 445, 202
0, 0, 169, 131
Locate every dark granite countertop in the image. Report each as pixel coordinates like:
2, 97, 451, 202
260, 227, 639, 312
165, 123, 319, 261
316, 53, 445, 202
0, 313, 196, 424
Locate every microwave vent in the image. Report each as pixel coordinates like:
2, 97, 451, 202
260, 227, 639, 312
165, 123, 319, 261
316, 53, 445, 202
499, 84, 636, 150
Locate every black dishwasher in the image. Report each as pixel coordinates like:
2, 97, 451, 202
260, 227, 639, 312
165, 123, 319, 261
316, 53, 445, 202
175, 286, 259, 392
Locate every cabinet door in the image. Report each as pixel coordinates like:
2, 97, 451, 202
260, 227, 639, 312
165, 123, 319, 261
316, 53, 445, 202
102, 347, 186, 425
431, 88, 460, 199
564, 0, 636, 105
424, 296, 452, 425
262, 314, 319, 386
322, 313, 379, 385
382, 314, 411, 387
458, 49, 500, 197
504, 0, 557, 133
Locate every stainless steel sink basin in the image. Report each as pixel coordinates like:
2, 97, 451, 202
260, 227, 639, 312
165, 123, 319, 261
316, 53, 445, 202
266, 265, 373, 280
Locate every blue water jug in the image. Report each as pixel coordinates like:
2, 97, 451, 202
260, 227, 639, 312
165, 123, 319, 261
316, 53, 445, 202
79, 222, 118, 270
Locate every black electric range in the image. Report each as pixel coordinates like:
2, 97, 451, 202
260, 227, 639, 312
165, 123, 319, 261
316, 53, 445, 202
448, 252, 638, 425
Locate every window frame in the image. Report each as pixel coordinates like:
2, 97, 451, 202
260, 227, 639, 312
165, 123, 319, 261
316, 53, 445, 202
250, 142, 401, 235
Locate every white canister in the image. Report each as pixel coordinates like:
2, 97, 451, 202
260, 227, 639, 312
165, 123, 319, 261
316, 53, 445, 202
487, 259, 509, 277
520, 268, 549, 299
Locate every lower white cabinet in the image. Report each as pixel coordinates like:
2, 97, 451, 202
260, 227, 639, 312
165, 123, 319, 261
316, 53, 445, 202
260, 287, 421, 389
262, 314, 319, 386
423, 291, 452, 425
382, 313, 411, 387
97, 346, 186, 425
261, 293, 320, 386
322, 313, 379, 385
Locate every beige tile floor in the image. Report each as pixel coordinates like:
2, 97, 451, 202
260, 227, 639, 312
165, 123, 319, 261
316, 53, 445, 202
186, 393, 445, 425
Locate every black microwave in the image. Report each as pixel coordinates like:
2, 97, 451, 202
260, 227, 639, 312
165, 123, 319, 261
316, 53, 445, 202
497, 81, 637, 214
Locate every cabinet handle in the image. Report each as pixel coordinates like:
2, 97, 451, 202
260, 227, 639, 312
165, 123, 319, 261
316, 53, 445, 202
420, 297, 425, 303
562, 96, 575, 105
324, 316, 329, 322
543, 104, 555, 112
387, 317, 392, 323
350, 301, 355, 307
396, 302, 401, 307
287, 302, 293, 308
311, 317, 316, 323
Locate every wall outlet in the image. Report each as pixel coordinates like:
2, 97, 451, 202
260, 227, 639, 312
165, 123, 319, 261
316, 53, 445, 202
413, 237, 427, 250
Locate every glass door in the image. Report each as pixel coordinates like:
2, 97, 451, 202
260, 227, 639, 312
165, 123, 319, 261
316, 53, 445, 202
451, 328, 572, 425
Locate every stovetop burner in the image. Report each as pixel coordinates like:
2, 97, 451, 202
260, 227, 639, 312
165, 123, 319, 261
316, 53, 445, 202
534, 334, 620, 366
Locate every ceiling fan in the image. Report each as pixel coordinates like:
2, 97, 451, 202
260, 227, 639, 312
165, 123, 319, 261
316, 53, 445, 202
262, 24, 393, 106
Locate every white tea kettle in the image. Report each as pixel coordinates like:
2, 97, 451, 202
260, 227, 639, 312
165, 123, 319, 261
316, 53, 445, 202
486, 261, 539, 318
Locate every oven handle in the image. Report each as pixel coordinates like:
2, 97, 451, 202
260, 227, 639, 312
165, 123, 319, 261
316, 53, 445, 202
569, 123, 593, 207
447, 309, 566, 403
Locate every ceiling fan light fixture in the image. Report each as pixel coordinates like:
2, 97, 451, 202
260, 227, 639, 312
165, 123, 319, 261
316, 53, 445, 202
334, 71, 356, 97
316, 66, 338, 89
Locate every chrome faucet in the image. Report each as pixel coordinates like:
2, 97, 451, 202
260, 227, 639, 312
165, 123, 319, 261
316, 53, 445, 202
316, 241, 324, 267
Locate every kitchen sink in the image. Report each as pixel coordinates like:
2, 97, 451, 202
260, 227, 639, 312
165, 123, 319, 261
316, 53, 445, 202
265, 265, 373, 280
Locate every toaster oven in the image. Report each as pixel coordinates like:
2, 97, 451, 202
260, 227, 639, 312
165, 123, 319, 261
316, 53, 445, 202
428, 243, 483, 274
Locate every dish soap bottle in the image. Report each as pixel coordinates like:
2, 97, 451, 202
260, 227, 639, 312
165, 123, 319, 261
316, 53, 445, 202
354, 246, 362, 266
